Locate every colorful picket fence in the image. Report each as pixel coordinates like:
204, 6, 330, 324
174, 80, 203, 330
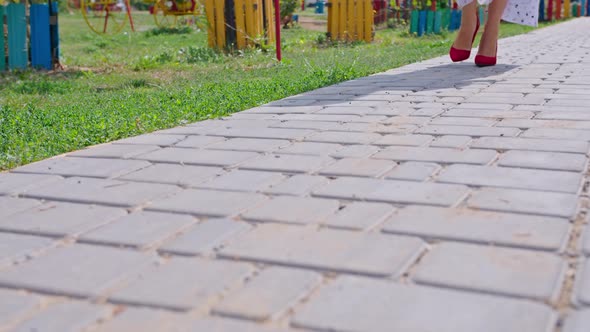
540, 0, 590, 20
326, 0, 374, 42
1, 1, 59, 71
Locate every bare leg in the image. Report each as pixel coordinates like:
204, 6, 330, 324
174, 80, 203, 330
478, 0, 509, 56
452, 1, 478, 50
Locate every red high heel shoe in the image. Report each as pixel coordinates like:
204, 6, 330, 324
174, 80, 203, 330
449, 13, 480, 62
475, 44, 497, 67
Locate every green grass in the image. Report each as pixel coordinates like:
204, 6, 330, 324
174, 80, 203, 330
0, 11, 558, 170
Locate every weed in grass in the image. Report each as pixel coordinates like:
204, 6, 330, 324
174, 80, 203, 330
146, 27, 192, 36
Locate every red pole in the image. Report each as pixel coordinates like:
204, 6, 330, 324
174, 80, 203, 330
274, 0, 282, 61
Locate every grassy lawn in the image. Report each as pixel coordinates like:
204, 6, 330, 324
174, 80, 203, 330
0, 10, 555, 170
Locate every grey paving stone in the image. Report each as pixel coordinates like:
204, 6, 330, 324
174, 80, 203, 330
443, 109, 535, 119
67, 144, 160, 159
0, 173, 63, 196
292, 276, 556, 332
173, 135, 227, 148
323, 202, 395, 230
213, 267, 321, 321
158, 218, 252, 256
313, 177, 468, 207
416, 125, 520, 137
114, 134, 186, 146
454, 103, 513, 110
276, 142, 342, 156
522, 128, 590, 141
468, 187, 578, 218
413, 242, 566, 301
430, 135, 472, 148
11, 301, 112, 332
0, 233, 54, 267
88, 308, 181, 332
582, 223, 590, 256
497, 119, 590, 130
536, 111, 590, 121
207, 138, 291, 153
430, 117, 498, 127
177, 317, 293, 332
384, 162, 440, 181
318, 158, 396, 178
575, 254, 590, 306
380, 116, 430, 126
238, 154, 333, 174
147, 189, 267, 217
471, 137, 589, 153
373, 146, 496, 165
118, 164, 223, 187
373, 134, 434, 146
197, 170, 285, 192
563, 310, 590, 332
134, 148, 259, 167
242, 196, 340, 225
0, 244, 153, 297
304, 131, 382, 145
79, 211, 196, 249
0, 202, 127, 238
383, 206, 571, 252
263, 175, 329, 196
271, 120, 343, 131
24, 177, 179, 208
12, 157, 151, 179
0, 289, 41, 329
109, 257, 253, 311
209, 127, 315, 140
245, 106, 322, 114
0, 197, 42, 219
498, 150, 587, 172
220, 224, 425, 277
437, 164, 582, 193
328, 145, 380, 158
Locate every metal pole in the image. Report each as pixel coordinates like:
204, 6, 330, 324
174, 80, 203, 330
274, 0, 281, 61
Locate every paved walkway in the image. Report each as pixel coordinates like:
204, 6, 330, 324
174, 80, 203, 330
2, 18, 590, 332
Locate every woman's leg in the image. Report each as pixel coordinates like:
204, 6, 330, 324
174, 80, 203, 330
452, 1, 479, 50
478, 0, 509, 56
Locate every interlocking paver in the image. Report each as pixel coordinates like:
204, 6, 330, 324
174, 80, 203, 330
114, 133, 185, 146
11, 302, 112, 332
498, 150, 587, 172
373, 146, 496, 165
197, 170, 285, 192
522, 128, 590, 141
415, 125, 520, 137
563, 310, 590, 332
443, 109, 535, 118
497, 119, 590, 130
304, 131, 382, 145
147, 189, 266, 217
173, 135, 226, 148
79, 211, 196, 249
384, 162, 440, 181
213, 267, 321, 321
292, 276, 556, 332
413, 242, 566, 301
263, 175, 329, 196
206, 138, 291, 152
328, 144, 380, 158
430, 117, 497, 127
468, 187, 578, 218
430, 135, 472, 148
373, 134, 434, 146
0, 173, 63, 196
0, 289, 41, 329
276, 142, 342, 156
220, 224, 426, 277
313, 177, 468, 206
383, 206, 571, 252
0, 197, 42, 219
158, 218, 252, 256
134, 147, 259, 167
67, 144, 160, 159
573, 261, 590, 307
0, 244, 153, 297
238, 154, 333, 173
436, 164, 582, 193
318, 158, 396, 178
322, 202, 395, 230
24, 177, 179, 208
582, 223, 590, 256
89, 308, 181, 332
109, 257, 253, 311
242, 196, 340, 225
118, 163, 223, 186
209, 127, 315, 140
12, 157, 151, 179
471, 137, 589, 153
0, 233, 54, 267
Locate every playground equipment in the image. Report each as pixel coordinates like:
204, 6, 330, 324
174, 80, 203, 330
80, 0, 135, 34
205, 0, 276, 51
146, 0, 206, 28
326, 0, 374, 42
1, 0, 60, 70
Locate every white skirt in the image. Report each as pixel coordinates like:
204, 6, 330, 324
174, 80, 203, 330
456, 0, 540, 27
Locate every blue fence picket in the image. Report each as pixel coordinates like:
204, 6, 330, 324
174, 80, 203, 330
0, 5, 5, 71
7, 3, 27, 70
31, 4, 52, 70
418, 10, 426, 36
50, 1, 60, 61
